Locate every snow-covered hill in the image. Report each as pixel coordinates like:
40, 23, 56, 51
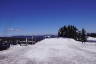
0, 38, 96, 64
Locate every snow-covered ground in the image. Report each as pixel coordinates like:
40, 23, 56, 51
0, 37, 96, 64
87, 37, 96, 41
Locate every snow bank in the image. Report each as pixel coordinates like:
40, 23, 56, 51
24, 38, 96, 64
87, 37, 96, 41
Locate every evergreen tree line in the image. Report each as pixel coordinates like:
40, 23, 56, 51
87, 33, 96, 37
58, 25, 87, 42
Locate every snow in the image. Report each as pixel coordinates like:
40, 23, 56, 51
87, 37, 96, 40
24, 38, 96, 64
0, 37, 96, 64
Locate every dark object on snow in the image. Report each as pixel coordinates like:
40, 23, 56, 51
0, 41, 10, 51
81, 29, 87, 43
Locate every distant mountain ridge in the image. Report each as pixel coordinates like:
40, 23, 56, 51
12, 35, 57, 39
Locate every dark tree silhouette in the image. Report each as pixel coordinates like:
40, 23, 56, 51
87, 33, 96, 37
77, 31, 82, 41
58, 25, 87, 42
58, 25, 78, 40
81, 28, 87, 43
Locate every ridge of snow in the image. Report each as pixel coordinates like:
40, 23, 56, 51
24, 38, 96, 64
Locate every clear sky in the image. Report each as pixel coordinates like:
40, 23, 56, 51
0, 0, 96, 36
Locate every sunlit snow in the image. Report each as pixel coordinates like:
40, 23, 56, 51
0, 37, 96, 64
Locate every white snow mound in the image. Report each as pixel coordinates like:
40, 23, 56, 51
24, 38, 96, 64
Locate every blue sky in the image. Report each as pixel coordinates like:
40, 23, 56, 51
0, 0, 96, 36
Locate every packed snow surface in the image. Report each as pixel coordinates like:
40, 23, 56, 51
0, 38, 96, 64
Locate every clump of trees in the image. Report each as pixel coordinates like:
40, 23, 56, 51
58, 25, 87, 42
87, 33, 96, 37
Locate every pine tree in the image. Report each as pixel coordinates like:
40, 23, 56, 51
58, 25, 78, 40
77, 31, 82, 41
81, 29, 87, 43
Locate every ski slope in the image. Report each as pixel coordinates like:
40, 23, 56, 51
0, 37, 96, 64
